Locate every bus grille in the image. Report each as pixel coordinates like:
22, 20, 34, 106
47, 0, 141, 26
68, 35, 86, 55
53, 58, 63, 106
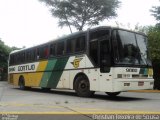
132, 74, 148, 79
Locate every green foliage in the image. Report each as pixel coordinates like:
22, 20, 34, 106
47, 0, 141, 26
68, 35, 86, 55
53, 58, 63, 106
39, 0, 120, 31
0, 40, 10, 66
146, 22, 160, 89
147, 25, 160, 61
133, 24, 160, 89
151, 5, 160, 22
0, 39, 20, 80
132, 24, 160, 61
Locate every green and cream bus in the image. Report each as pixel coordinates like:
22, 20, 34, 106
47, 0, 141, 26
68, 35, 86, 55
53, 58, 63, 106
8, 26, 154, 97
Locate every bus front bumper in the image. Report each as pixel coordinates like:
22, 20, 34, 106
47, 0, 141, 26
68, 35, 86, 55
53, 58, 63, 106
112, 79, 154, 92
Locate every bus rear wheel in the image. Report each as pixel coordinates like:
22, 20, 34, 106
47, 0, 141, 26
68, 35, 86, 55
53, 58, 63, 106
19, 77, 26, 90
19, 77, 30, 90
106, 92, 121, 97
75, 76, 94, 97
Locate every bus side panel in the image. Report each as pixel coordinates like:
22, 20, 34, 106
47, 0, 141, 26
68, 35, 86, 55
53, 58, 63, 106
26, 61, 48, 87
12, 74, 19, 86
39, 59, 57, 88
40, 57, 69, 88
98, 69, 114, 92
84, 55, 99, 91
56, 71, 70, 88
26, 72, 44, 87
85, 69, 99, 91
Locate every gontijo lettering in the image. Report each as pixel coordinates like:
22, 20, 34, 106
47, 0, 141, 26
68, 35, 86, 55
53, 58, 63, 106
18, 64, 35, 71
9, 67, 15, 72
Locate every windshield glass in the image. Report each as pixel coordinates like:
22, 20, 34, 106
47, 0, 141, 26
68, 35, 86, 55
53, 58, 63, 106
112, 30, 151, 66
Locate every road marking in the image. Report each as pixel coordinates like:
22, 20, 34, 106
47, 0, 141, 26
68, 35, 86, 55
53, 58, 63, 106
0, 103, 160, 114
0, 103, 63, 108
0, 111, 160, 114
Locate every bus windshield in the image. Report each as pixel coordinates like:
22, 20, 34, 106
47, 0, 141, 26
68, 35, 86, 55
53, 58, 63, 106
113, 30, 151, 66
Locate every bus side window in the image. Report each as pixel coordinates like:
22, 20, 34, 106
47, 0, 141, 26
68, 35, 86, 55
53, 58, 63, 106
26, 51, 31, 62
90, 40, 98, 66
50, 44, 56, 57
12, 55, 16, 65
100, 40, 111, 73
112, 30, 119, 62
17, 53, 20, 64
37, 48, 40, 60
75, 36, 85, 52
66, 38, 75, 54
9, 55, 12, 65
20, 52, 25, 63
57, 41, 65, 56
31, 49, 36, 61
44, 46, 49, 58
38, 46, 49, 59
89, 30, 110, 66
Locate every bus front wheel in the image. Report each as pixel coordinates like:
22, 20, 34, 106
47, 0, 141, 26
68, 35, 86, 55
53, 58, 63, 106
106, 92, 121, 97
75, 76, 94, 97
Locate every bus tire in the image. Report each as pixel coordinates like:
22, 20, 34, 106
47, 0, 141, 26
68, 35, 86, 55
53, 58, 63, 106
19, 77, 26, 90
106, 92, 121, 97
75, 75, 94, 97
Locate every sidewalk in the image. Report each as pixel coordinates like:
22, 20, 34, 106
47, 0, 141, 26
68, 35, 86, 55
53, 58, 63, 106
128, 90, 160, 93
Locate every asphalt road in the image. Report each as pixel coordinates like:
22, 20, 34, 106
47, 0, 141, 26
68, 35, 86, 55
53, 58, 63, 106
0, 81, 160, 120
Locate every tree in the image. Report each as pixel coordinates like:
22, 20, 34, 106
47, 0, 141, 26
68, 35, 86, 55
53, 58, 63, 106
147, 25, 160, 89
147, 25, 160, 60
0, 39, 11, 80
151, 5, 160, 22
0, 39, 20, 81
39, 0, 120, 31
131, 24, 160, 89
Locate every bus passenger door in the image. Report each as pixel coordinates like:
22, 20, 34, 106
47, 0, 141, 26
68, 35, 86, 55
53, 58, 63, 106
99, 39, 113, 92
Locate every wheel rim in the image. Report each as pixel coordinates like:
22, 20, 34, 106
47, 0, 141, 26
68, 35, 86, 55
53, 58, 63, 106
78, 80, 89, 92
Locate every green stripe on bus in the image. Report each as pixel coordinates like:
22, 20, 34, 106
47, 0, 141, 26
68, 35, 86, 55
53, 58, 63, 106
40, 57, 69, 88
40, 59, 57, 87
47, 57, 69, 88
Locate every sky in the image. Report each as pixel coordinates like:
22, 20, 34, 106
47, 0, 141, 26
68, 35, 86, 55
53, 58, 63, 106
0, 0, 159, 48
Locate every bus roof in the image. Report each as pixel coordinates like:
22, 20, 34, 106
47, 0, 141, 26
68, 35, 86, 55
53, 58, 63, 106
10, 26, 146, 55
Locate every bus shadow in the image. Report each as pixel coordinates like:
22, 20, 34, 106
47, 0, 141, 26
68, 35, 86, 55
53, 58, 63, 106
93, 94, 148, 101
14, 88, 150, 101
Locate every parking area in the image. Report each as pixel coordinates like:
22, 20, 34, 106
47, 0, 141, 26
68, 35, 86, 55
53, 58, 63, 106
0, 81, 160, 119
